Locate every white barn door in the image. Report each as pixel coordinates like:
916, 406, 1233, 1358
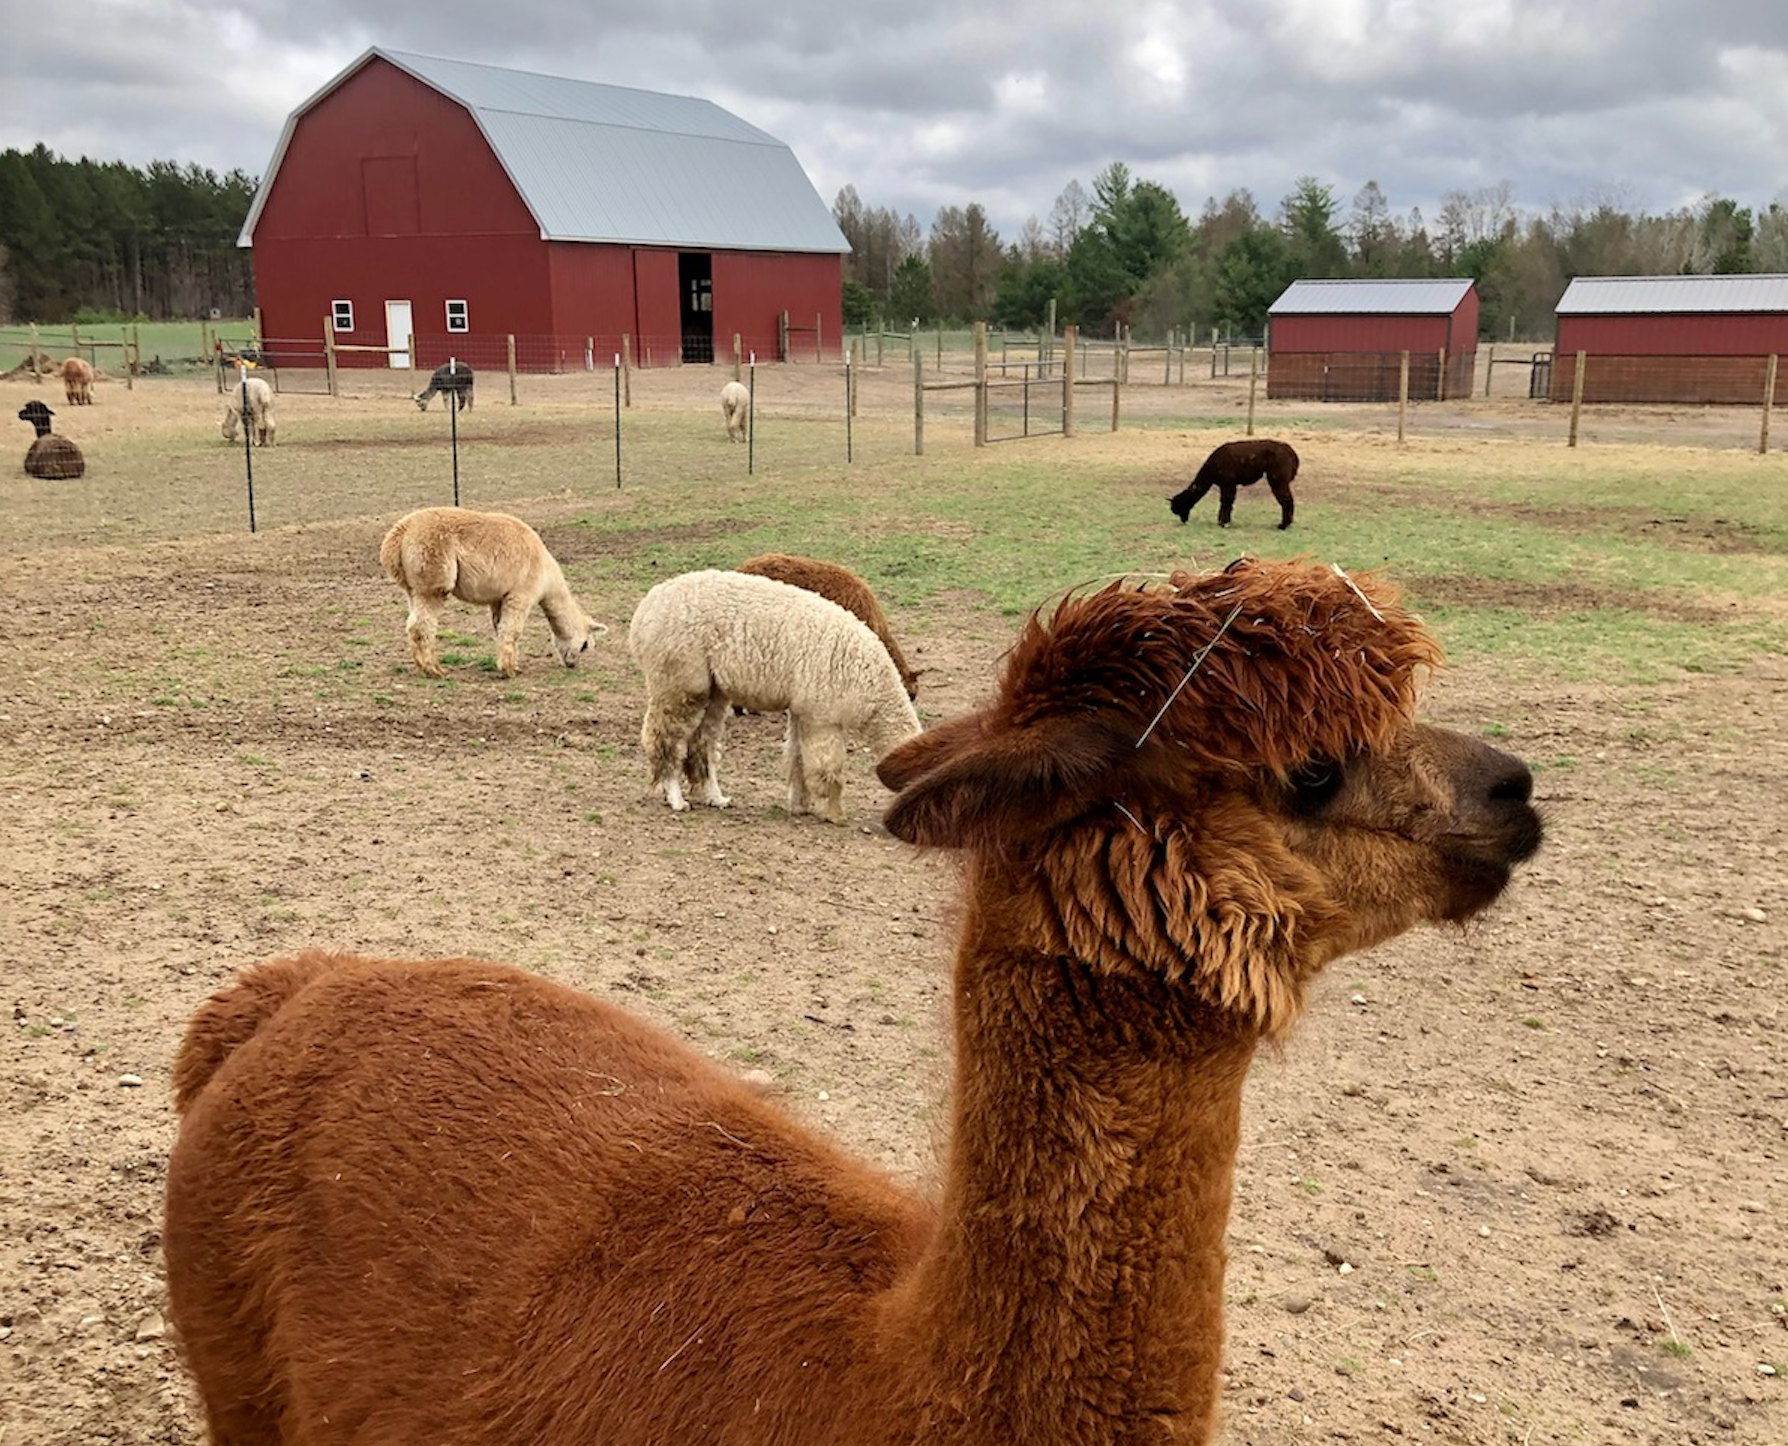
384, 300, 414, 369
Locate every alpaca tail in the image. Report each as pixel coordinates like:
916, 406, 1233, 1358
377, 519, 409, 585
171, 951, 351, 1113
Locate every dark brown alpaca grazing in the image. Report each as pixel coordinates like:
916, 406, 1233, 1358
736, 552, 921, 698
162, 557, 1541, 1446
1168, 437, 1299, 529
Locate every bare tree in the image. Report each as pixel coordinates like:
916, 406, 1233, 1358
1049, 179, 1089, 254
1754, 192, 1788, 272
929, 203, 1003, 319
1347, 180, 1398, 275
1436, 181, 1518, 261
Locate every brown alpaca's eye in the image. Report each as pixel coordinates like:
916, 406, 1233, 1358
1287, 760, 1343, 814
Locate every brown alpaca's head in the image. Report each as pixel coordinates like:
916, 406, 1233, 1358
878, 557, 1541, 1037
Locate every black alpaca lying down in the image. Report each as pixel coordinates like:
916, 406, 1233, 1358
1168, 438, 1298, 529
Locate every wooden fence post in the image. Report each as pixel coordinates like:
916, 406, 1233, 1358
1246, 350, 1260, 436
1062, 324, 1077, 439
973, 322, 987, 447
1761, 354, 1778, 455
1568, 350, 1587, 448
1436, 348, 1447, 402
1484, 343, 1495, 398
913, 352, 924, 457
324, 317, 338, 398
733, 333, 742, 381
815, 312, 823, 364
622, 334, 633, 407
507, 334, 518, 405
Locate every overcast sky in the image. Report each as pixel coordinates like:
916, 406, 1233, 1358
4, 0, 1784, 239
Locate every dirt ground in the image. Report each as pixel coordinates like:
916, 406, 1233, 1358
1, 367, 1785, 1445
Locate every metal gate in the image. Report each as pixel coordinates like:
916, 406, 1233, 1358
984, 376, 1064, 443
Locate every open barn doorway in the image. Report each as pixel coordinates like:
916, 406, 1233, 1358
679, 253, 713, 363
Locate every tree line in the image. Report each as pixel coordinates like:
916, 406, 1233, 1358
6, 138, 1782, 345
0, 145, 257, 326
834, 166, 1788, 342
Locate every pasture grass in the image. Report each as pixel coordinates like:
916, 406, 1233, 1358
0, 318, 251, 372
4, 368, 1784, 691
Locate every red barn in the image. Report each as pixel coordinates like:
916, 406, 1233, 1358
1550, 275, 1788, 404
239, 48, 850, 372
1267, 279, 1478, 402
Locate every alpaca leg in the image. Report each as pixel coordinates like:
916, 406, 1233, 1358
797, 723, 847, 824
1268, 476, 1295, 529
493, 598, 527, 677
682, 695, 733, 808
405, 595, 448, 679
641, 696, 708, 811
1215, 484, 1237, 528
783, 716, 808, 814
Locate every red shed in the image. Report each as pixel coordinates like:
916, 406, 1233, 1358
1267, 279, 1478, 401
1550, 275, 1788, 404
239, 48, 850, 372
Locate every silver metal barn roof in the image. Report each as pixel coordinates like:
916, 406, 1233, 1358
1269, 279, 1475, 315
1556, 275, 1788, 314
240, 47, 849, 254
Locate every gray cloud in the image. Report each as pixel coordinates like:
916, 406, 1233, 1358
3, 1, 1782, 238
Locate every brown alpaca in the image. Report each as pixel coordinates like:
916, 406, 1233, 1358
1168, 437, 1298, 529
18, 400, 85, 479
60, 355, 95, 405
379, 506, 603, 679
736, 552, 921, 698
162, 557, 1541, 1446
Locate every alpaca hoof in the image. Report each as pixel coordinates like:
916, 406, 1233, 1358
704, 793, 731, 809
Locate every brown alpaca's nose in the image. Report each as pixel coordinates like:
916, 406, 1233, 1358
1481, 750, 1543, 863
1488, 757, 1534, 805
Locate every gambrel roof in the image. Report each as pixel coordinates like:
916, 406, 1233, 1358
241, 47, 849, 254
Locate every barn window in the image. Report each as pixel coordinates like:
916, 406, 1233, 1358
332, 300, 354, 333
445, 299, 469, 333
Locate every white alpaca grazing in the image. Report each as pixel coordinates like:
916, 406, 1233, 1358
719, 380, 750, 442
221, 376, 276, 446
379, 507, 603, 680
629, 569, 921, 823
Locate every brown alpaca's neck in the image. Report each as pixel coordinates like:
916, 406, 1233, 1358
891, 863, 1257, 1445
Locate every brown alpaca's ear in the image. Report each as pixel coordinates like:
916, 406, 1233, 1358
882, 712, 1128, 849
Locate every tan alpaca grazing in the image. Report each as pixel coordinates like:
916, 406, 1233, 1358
220, 376, 275, 446
720, 379, 750, 441
378, 507, 603, 679
162, 557, 1541, 1446
60, 356, 94, 405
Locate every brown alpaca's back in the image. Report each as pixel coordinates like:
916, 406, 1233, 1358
164, 951, 932, 1446
736, 553, 919, 698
